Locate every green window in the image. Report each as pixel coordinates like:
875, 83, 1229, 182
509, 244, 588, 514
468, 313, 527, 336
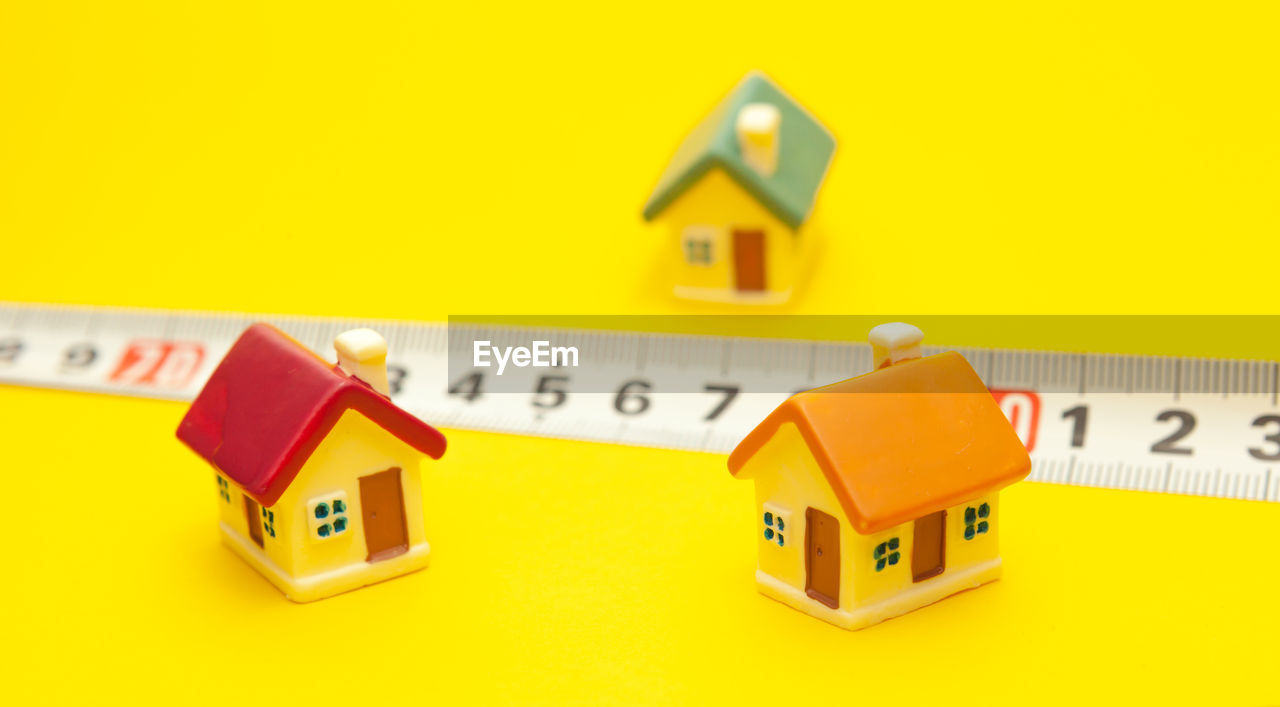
762, 510, 785, 547
314, 496, 350, 539
684, 239, 712, 265
215, 475, 231, 503
682, 226, 715, 266
873, 537, 900, 571
963, 503, 991, 540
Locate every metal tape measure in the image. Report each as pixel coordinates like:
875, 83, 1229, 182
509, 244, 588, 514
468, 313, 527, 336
2, 303, 1277, 503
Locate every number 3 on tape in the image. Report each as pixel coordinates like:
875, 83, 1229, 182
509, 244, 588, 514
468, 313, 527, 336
109, 340, 205, 388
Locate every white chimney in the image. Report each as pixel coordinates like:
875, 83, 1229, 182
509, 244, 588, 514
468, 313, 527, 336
869, 323, 924, 370
334, 328, 390, 396
736, 102, 780, 176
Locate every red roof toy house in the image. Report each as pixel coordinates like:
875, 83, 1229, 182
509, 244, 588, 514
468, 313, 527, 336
177, 323, 446, 601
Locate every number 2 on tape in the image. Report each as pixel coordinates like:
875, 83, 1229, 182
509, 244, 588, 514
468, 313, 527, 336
109, 340, 205, 388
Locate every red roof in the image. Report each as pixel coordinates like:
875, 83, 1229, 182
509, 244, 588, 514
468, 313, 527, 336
176, 323, 446, 506
727, 352, 1030, 534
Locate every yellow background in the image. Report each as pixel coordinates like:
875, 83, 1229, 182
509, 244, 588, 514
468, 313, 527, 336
2, 1, 1279, 704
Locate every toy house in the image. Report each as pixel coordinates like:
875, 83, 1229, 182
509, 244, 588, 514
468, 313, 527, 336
726, 323, 1031, 630
176, 323, 447, 602
642, 71, 836, 305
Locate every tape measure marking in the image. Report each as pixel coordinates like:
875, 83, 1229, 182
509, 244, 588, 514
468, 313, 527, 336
1, 303, 1277, 503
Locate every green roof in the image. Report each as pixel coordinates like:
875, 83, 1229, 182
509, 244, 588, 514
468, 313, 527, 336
642, 72, 836, 230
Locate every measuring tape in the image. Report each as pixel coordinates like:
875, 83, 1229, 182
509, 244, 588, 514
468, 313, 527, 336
2, 302, 1278, 504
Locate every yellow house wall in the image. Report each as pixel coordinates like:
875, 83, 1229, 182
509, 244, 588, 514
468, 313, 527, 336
741, 423, 1003, 615
273, 408, 428, 579
740, 423, 857, 609
846, 493, 1001, 607
215, 475, 240, 535
656, 167, 798, 298
215, 408, 428, 582
217, 473, 294, 572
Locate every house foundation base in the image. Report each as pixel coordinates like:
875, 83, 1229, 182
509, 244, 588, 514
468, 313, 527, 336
220, 521, 430, 603
674, 285, 793, 305
755, 557, 1003, 631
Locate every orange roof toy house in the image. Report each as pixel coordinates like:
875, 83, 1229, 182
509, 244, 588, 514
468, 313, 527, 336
727, 323, 1031, 630
177, 323, 446, 602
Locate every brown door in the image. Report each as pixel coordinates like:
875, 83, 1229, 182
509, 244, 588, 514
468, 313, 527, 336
911, 510, 947, 582
359, 467, 409, 562
243, 495, 264, 548
732, 229, 766, 292
805, 507, 840, 609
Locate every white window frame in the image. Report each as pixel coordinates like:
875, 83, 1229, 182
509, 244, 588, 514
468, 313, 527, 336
762, 501, 791, 548
682, 226, 716, 267
307, 491, 352, 541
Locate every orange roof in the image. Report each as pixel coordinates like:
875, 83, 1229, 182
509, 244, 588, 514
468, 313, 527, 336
727, 351, 1030, 535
